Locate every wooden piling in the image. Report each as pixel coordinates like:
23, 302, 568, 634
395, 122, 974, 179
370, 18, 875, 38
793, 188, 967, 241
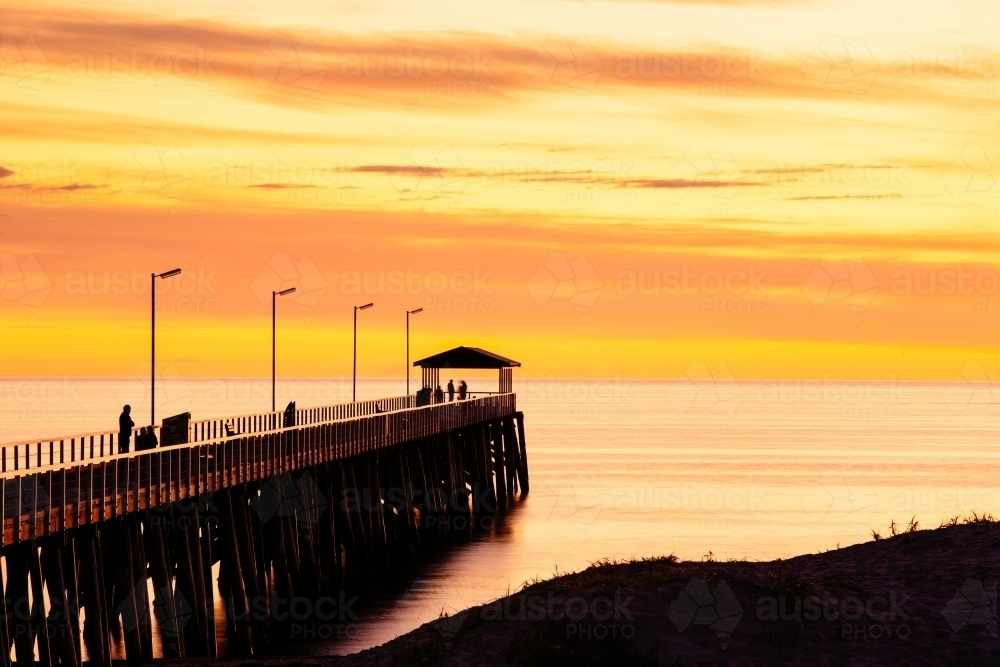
280, 511, 303, 596
246, 485, 270, 605
0, 542, 10, 667
490, 421, 508, 507
386, 448, 414, 556
28, 541, 53, 667
109, 520, 143, 665
289, 474, 320, 594
6, 543, 34, 667
314, 465, 340, 593
61, 539, 82, 667
477, 423, 497, 516
40, 542, 79, 667
372, 453, 397, 562
347, 461, 375, 567
451, 432, 469, 513
170, 508, 200, 657
398, 448, 417, 546
502, 418, 519, 498
214, 490, 251, 653
144, 512, 182, 658
362, 456, 387, 567
260, 491, 292, 629
199, 513, 217, 658
91, 527, 114, 667
228, 487, 265, 638
188, 494, 215, 657
515, 412, 530, 494
77, 528, 109, 667
0, 544, 11, 667
462, 429, 482, 521
330, 463, 359, 588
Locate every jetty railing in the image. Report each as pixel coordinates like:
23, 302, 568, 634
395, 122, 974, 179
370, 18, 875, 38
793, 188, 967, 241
0, 394, 418, 473
188, 394, 415, 441
0, 393, 516, 546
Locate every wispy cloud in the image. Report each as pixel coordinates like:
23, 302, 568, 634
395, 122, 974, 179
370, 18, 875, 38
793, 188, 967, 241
0, 181, 101, 191
5, 4, 994, 114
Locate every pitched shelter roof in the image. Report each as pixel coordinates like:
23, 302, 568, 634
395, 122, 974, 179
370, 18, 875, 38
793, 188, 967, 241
413, 346, 521, 369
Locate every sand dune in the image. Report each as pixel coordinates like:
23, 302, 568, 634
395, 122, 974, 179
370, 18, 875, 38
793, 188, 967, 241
167, 518, 997, 666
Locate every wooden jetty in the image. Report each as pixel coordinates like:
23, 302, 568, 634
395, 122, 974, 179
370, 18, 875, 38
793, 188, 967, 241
0, 348, 528, 665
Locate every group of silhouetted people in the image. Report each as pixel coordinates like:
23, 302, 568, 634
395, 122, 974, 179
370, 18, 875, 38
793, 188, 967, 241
117, 403, 158, 453
433, 379, 468, 403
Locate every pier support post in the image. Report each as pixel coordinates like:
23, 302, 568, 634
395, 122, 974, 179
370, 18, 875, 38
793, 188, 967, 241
174, 497, 212, 657
0, 549, 10, 667
170, 506, 201, 657
331, 462, 360, 588
199, 510, 217, 658
215, 489, 252, 654
28, 541, 54, 667
477, 423, 497, 518
125, 515, 153, 661
501, 418, 517, 498
61, 539, 82, 667
490, 421, 508, 507
515, 412, 530, 494
375, 453, 399, 562
314, 464, 341, 593
5, 543, 34, 667
77, 528, 110, 667
229, 486, 268, 651
144, 511, 182, 658
109, 519, 143, 665
40, 542, 79, 667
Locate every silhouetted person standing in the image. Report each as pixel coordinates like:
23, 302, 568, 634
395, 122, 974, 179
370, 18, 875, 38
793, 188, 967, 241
459, 380, 468, 400
434, 385, 444, 404
119, 404, 134, 453
448, 379, 455, 402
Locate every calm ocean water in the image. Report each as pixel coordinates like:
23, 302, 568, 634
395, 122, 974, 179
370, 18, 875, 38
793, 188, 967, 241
1, 377, 997, 656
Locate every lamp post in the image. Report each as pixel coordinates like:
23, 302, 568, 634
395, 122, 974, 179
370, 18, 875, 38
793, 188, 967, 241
272, 287, 297, 412
151, 268, 182, 427
353, 302, 373, 402
406, 308, 423, 395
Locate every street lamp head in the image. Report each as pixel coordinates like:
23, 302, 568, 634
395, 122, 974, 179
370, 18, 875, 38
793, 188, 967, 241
276, 287, 297, 297
357, 302, 374, 311
157, 268, 182, 279
408, 308, 423, 314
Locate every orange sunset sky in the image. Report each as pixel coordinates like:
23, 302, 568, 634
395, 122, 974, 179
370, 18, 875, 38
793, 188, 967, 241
0, 0, 997, 381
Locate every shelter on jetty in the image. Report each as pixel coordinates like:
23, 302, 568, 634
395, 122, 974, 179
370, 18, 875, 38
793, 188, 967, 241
414, 346, 521, 394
